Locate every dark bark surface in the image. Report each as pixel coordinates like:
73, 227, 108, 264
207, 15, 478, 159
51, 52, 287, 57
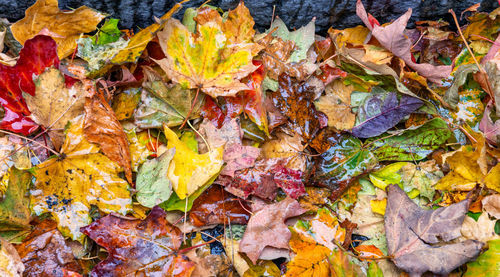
1, 0, 498, 35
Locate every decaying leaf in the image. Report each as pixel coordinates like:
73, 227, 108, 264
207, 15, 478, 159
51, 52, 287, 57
314, 79, 356, 131
11, 0, 105, 58
239, 197, 306, 263
84, 93, 133, 184
16, 222, 81, 277
385, 185, 484, 275
24, 67, 85, 150
81, 206, 194, 276
30, 116, 132, 241
0, 168, 31, 235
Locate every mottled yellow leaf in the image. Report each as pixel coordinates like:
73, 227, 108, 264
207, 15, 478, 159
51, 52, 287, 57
31, 116, 132, 241
155, 17, 258, 97
11, 0, 105, 59
484, 164, 500, 192
314, 79, 356, 131
163, 125, 223, 199
24, 67, 85, 150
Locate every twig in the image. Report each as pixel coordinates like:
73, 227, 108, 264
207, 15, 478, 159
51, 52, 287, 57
449, 9, 484, 73
0, 130, 60, 157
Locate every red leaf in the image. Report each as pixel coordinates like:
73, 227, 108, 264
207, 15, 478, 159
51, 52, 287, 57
317, 64, 347, 85
189, 185, 250, 227
273, 166, 306, 199
200, 96, 225, 128
0, 35, 59, 134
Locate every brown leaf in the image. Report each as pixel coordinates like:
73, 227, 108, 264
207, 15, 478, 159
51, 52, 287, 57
81, 206, 194, 276
16, 221, 82, 277
356, 0, 452, 83
188, 185, 250, 227
314, 79, 356, 131
239, 197, 306, 263
220, 143, 261, 177
271, 74, 327, 142
482, 194, 500, 219
84, 93, 132, 184
385, 185, 484, 276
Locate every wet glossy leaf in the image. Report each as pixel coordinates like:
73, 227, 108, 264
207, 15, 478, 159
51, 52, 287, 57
312, 132, 377, 199
92, 18, 121, 45
351, 91, 423, 138
25, 67, 85, 150
16, 223, 81, 277
84, 93, 133, 184
112, 87, 141, 121
155, 17, 258, 97
271, 74, 327, 142
30, 116, 132, 241
314, 79, 356, 131
188, 185, 250, 227
240, 197, 306, 263
81, 206, 194, 276
11, 0, 105, 59
135, 81, 203, 129
163, 125, 223, 199
136, 149, 175, 208
268, 17, 315, 63
0, 35, 59, 135
369, 118, 453, 161
385, 185, 484, 275
273, 166, 306, 199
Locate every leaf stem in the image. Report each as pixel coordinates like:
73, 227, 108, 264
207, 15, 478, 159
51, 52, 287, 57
180, 86, 200, 129
0, 130, 60, 157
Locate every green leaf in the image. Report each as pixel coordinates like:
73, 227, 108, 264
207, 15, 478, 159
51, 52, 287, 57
268, 17, 315, 62
313, 133, 378, 189
444, 64, 479, 110
0, 168, 31, 233
467, 212, 482, 222
134, 81, 203, 128
77, 36, 129, 75
92, 18, 122, 45
182, 8, 197, 33
367, 262, 384, 277
369, 118, 453, 161
369, 162, 405, 190
464, 239, 500, 277
495, 220, 500, 235
136, 149, 175, 208
180, 131, 198, 153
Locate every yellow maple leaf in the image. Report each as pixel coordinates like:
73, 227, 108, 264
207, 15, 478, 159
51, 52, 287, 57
155, 16, 258, 98
163, 125, 223, 199
31, 116, 132, 241
11, 0, 105, 59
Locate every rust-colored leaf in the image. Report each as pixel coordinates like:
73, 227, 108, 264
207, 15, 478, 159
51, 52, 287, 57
84, 93, 132, 184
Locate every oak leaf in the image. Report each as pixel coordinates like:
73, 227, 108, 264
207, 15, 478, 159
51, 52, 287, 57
30, 116, 132, 241
84, 93, 133, 184
239, 197, 306, 263
385, 185, 484, 276
163, 125, 223, 199
155, 17, 258, 98
11, 0, 105, 59
81, 206, 195, 276
24, 67, 85, 150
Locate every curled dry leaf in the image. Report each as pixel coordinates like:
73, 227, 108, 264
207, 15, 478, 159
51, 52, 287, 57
24, 67, 85, 150
81, 206, 195, 276
11, 0, 105, 59
239, 197, 306, 263
356, 0, 452, 83
385, 185, 484, 276
84, 93, 133, 184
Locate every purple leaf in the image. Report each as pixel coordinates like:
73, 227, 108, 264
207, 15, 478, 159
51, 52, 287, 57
351, 92, 422, 138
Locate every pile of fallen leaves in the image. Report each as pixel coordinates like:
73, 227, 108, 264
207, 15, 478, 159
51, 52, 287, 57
0, 0, 499, 276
